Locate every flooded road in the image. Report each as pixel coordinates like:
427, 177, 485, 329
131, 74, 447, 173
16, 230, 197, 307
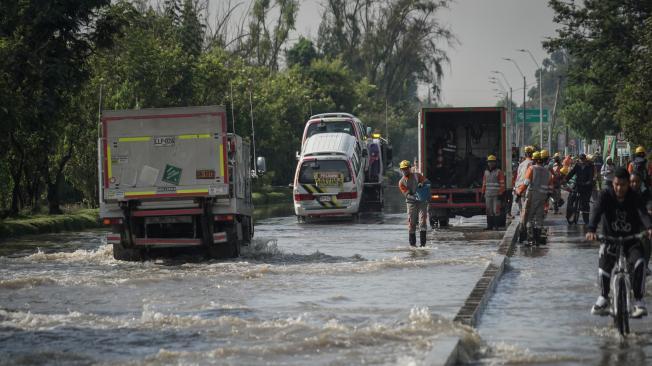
471, 217, 652, 366
0, 189, 500, 365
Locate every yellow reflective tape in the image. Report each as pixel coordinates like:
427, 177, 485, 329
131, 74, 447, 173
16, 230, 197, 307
219, 143, 225, 177
107, 145, 112, 180
119, 136, 151, 142
177, 189, 209, 194
179, 134, 211, 140
125, 191, 156, 196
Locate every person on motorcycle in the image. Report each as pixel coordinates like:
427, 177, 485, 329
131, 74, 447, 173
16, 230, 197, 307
586, 168, 652, 318
481, 155, 505, 230
565, 153, 595, 223
516, 151, 552, 244
398, 160, 430, 247
551, 153, 564, 213
628, 146, 651, 191
513, 146, 534, 216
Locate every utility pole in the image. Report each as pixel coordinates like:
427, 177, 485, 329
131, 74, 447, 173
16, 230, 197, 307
519, 49, 543, 149
550, 77, 561, 152
248, 80, 256, 175
504, 58, 526, 146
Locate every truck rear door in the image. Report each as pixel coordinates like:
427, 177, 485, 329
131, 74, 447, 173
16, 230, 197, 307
100, 106, 229, 202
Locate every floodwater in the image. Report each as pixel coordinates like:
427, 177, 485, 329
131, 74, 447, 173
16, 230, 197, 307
0, 188, 500, 365
471, 217, 652, 366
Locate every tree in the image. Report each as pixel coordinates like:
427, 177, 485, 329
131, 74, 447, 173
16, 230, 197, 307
0, 0, 122, 214
545, 0, 652, 140
286, 37, 318, 67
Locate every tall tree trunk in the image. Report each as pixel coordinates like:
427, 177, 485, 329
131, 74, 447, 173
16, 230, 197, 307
47, 172, 63, 215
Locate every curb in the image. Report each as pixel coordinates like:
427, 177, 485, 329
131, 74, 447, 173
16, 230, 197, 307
428, 220, 519, 365
423, 336, 463, 366
453, 219, 518, 327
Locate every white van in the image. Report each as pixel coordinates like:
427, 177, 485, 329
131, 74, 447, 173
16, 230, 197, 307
293, 133, 364, 220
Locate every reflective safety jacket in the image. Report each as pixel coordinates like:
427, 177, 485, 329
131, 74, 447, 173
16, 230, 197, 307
517, 164, 552, 197
399, 172, 428, 202
482, 168, 505, 197
515, 158, 533, 189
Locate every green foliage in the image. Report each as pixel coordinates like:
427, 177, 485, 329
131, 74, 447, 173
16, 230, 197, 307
0, 0, 451, 215
286, 37, 318, 67
545, 0, 652, 141
0, 209, 99, 239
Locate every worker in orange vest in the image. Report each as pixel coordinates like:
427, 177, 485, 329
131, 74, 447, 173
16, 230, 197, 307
481, 155, 505, 230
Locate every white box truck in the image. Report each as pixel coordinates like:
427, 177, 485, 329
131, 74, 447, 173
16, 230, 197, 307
98, 106, 254, 260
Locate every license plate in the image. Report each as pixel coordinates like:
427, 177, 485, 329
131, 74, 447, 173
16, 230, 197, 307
318, 195, 332, 202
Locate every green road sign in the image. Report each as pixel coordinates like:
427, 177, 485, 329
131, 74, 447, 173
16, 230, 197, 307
514, 109, 549, 123
162, 164, 182, 185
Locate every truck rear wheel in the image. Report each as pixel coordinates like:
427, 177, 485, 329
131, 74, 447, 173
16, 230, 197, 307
112, 242, 144, 261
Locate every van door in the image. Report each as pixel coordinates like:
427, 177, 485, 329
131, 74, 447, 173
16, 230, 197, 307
297, 159, 354, 209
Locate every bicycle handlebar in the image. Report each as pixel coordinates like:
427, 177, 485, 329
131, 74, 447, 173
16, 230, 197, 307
597, 232, 647, 244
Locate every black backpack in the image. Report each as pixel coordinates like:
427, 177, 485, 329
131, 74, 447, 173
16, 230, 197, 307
633, 157, 649, 182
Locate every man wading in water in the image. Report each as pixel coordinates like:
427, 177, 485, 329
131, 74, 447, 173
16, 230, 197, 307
398, 160, 430, 247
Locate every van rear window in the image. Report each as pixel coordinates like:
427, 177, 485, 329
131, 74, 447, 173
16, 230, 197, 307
306, 121, 355, 138
298, 160, 352, 184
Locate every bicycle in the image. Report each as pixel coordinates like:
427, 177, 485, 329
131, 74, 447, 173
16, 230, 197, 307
564, 184, 579, 224
598, 232, 647, 336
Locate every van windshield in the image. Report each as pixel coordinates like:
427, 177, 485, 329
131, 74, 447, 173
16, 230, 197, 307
298, 160, 352, 185
306, 121, 356, 138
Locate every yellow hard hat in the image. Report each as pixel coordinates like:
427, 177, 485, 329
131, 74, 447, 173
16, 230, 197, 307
399, 160, 411, 169
553, 152, 560, 158
540, 149, 549, 159
524, 146, 534, 153
532, 151, 542, 160
487, 155, 497, 161
636, 146, 646, 154
587, 154, 593, 161
560, 166, 569, 175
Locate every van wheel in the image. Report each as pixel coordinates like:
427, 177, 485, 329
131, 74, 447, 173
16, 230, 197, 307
437, 217, 449, 228
297, 215, 306, 223
112, 242, 144, 261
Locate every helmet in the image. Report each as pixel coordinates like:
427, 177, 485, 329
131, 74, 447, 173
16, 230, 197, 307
524, 146, 534, 154
636, 146, 646, 155
587, 154, 593, 161
532, 151, 542, 160
579, 153, 587, 160
560, 166, 569, 175
399, 160, 411, 169
553, 152, 560, 158
487, 155, 497, 162
540, 150, 549, 159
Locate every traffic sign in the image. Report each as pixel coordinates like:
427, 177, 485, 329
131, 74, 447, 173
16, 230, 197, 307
514, 109, 549, 123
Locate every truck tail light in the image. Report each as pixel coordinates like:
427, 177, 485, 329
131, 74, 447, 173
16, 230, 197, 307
102, 218, 123, 226
431, 194, 447, 200
214, 215, 234, 221
294, 194, 314, 201
336, 191, 357, 199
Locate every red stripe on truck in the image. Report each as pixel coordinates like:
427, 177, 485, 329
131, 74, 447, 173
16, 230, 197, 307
131, 208, 203, 217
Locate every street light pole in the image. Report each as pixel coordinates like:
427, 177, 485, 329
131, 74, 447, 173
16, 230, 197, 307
504, 58, 526, 146
518, 49, 545, 150
492, 71, 515, 146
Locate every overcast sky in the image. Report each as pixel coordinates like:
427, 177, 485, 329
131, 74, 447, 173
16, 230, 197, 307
222, 0, 559, 107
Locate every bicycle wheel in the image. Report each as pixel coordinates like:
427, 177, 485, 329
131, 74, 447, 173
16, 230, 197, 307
614, 277, 630, 336
566, 193, 578, 224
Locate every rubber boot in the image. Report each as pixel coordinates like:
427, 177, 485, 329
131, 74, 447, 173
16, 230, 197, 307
409, 233, 416, 247
527, 226, 535, 246
492, 216, 499, 231
485, 215, 493, 230
420, 231, 427, 247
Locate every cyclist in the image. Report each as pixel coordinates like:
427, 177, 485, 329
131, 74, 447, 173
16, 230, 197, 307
551, 153, 564, 213
586, 168, 652, 317
565, 153, 595, 223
